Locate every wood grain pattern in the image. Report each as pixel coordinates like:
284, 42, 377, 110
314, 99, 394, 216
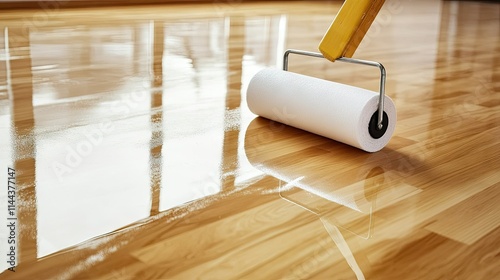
425, 183, 500, 245
0, 1, 499, 279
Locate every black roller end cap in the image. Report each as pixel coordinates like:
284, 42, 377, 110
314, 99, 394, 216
368, 111, 389, 139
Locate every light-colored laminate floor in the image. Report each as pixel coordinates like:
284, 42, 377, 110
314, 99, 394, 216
0, 0, 499, 279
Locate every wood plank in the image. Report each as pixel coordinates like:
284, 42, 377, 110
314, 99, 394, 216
0, 1, 499, 279
425, 183, 500, 245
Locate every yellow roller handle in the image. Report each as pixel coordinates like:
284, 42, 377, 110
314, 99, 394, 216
319, 0, 386, 61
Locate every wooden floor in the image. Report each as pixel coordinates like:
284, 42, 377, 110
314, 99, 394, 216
0, 0, 499, 279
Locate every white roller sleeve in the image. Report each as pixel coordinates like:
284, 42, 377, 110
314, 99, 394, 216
246, 68, 397, 152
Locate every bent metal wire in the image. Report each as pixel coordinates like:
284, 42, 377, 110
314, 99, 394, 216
283, 49, 386, 131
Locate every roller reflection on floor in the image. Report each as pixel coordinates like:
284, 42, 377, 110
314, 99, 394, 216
244, 117, 396, 238
243, 117, 398, 280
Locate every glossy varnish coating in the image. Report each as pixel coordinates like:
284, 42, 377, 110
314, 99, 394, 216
0, 1, 499, 279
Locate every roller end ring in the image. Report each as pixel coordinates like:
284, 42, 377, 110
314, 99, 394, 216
369, 111, 389, 139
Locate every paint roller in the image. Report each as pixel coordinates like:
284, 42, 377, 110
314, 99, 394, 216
246, 0, 396, 152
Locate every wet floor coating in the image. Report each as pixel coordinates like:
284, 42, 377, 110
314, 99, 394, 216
0, 1, 499, 279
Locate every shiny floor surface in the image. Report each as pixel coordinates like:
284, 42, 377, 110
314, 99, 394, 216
0, 0, 499, 279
